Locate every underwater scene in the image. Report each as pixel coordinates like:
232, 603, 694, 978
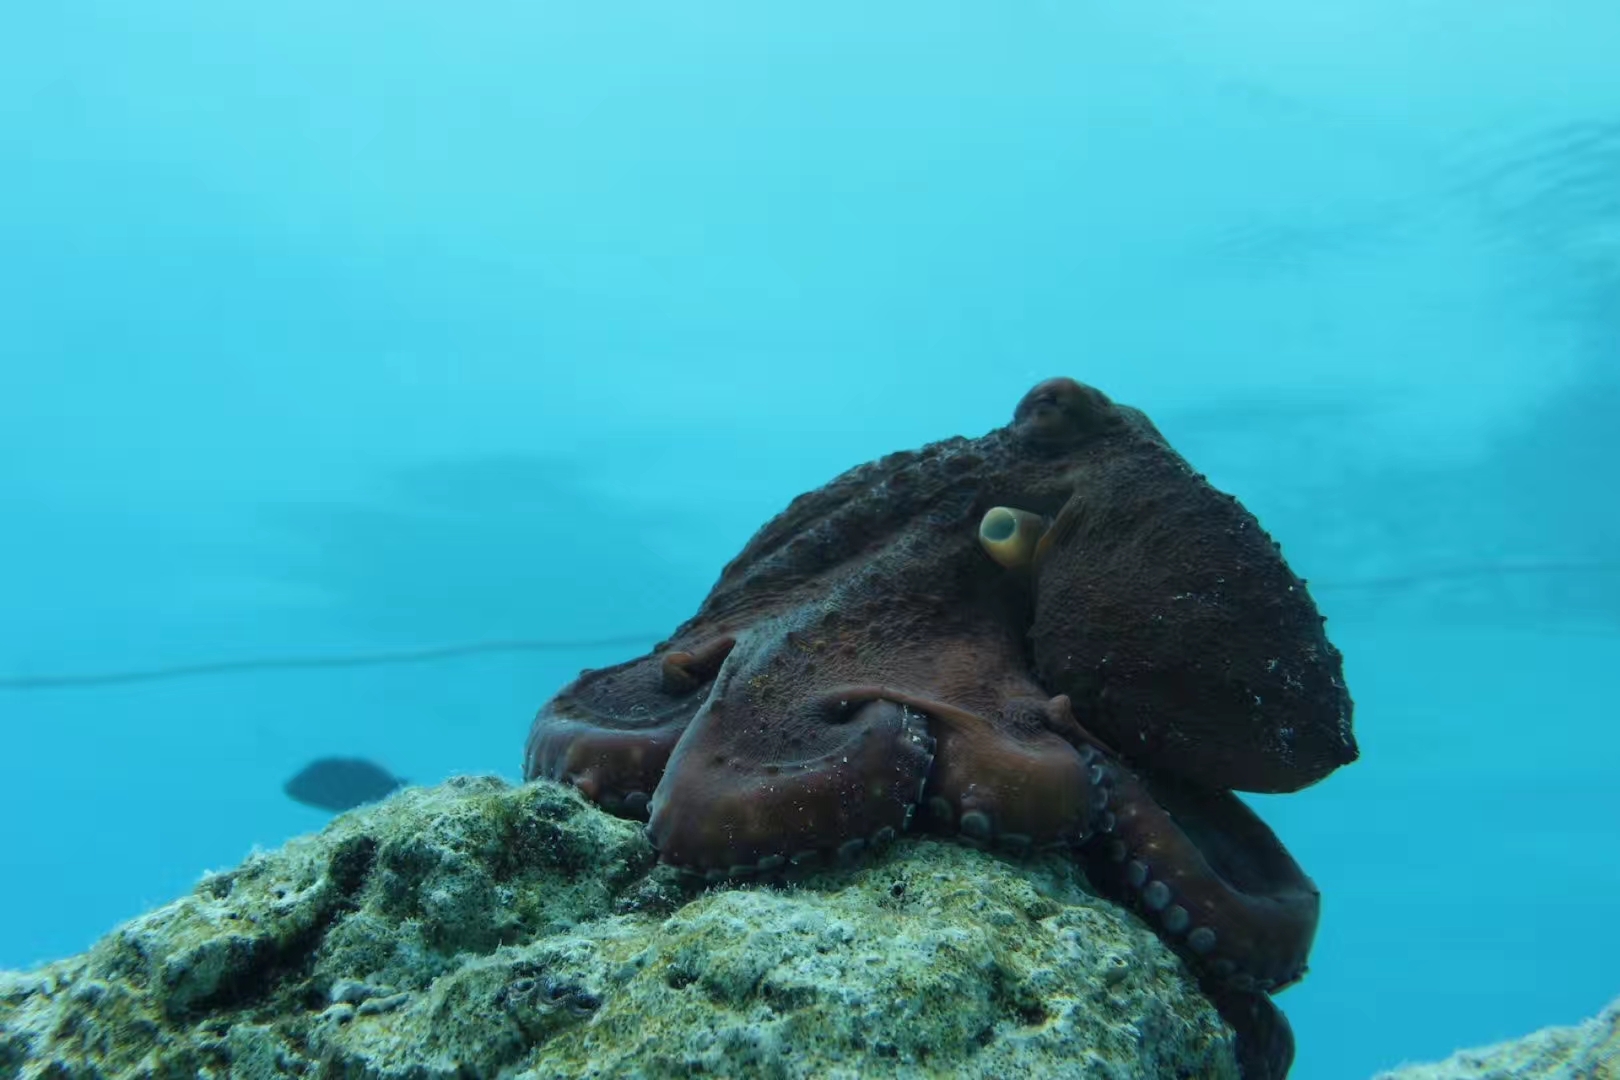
2, 3, 1618, 1078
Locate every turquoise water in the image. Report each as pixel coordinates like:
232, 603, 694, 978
3, 4, 1618, 1077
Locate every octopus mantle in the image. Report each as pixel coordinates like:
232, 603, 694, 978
523, 377, 1358, 1079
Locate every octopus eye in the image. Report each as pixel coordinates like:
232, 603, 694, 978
978, 507, 1047, 570
1012, 377, 1118, 445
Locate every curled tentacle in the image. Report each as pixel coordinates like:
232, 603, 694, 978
524, 645, 721, 818
1084, 766, 1319, 993
647, 694, 935, 876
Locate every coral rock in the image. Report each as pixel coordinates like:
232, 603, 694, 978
1, 776, 1241, 1078
1373, 997, 1620, 1080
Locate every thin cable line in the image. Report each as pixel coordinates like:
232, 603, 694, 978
3, 561, 1618, 692
0, 636, 659, 690
1311, 560, 1620, 592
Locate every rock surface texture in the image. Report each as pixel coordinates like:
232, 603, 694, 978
0, 777, 1242, 1079
1373, 997, 1619, 1080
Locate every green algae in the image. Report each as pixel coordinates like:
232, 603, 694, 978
1374, 996, 1620, 1080
1, 776, 1239, 1079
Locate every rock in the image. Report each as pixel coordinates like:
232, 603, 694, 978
1373, 997, 1620, 1079
0, 775, 1240, 1079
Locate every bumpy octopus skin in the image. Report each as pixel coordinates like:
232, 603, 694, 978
523, 377, 1357, 1079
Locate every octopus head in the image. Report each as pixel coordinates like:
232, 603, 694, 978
983, 377, 1358, 794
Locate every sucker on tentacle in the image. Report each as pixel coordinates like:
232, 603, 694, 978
1036, 693, 1317, 992
1083, 764, 1319, 993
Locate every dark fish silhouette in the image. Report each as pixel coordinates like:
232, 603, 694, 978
284, 757, 406, 812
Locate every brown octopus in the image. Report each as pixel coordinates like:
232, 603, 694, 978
523, 377, 1358, 1079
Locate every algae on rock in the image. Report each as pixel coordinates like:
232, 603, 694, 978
1373, 997, 1620, 1080
0, 775, 1241, 1078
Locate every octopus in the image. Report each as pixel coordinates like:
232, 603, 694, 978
523, 377, 1358, 1079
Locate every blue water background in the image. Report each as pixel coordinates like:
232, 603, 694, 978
3, 4, 1618, 1077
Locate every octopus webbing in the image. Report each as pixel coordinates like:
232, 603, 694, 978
522, 377, 1359, 1079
